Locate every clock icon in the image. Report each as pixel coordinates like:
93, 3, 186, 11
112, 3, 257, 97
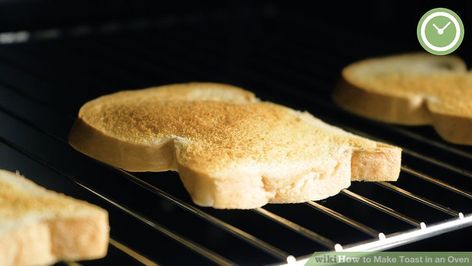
417, 8, 464, 55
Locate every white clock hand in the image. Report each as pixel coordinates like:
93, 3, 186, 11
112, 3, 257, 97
433, 23, 441, 32
441, 21, 451, 31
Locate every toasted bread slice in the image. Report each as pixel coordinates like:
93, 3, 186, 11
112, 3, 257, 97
333, 53, 472, 144
0, 169, 109, 266
69, 82, 401, 209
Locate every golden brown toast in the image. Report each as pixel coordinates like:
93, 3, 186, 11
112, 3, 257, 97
69, 83, 401, 209
333, 53, 472, 144
0, 169, 109, 266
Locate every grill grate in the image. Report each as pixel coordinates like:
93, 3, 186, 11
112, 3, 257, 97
0, 10, 471, 265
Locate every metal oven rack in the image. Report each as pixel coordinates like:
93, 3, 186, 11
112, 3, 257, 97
0, 11, 471, 265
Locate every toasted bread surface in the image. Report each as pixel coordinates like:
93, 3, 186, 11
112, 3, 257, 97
70, 82, 401, 209
333, 53, 472, 144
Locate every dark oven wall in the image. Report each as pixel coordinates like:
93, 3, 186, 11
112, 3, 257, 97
0, 1, 470, 59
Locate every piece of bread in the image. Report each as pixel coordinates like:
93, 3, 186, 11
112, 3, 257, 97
0, 169, 109, 266
333, 53, 472, 144
69, 82, 401, 209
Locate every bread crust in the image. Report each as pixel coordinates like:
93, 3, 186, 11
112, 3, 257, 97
333, 53, 472, 144
351, 144, 401, 181
333, 79, 432, 125
429, 107, 472, 145
69, 118, 178, 171
69, 83, 402, 209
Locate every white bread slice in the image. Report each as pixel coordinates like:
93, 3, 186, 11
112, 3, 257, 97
333, 53, 472, 144
0, 169, 109, 266
69, 82, 401, 209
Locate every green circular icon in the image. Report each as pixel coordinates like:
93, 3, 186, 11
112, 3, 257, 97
417, 8, 464, 55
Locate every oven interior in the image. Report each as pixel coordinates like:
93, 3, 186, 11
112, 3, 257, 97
0, 1, 471, 265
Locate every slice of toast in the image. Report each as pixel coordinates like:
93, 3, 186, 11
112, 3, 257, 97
333, 53, 472, 144
69, 82, 401, 209
0, 169, 109, 266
